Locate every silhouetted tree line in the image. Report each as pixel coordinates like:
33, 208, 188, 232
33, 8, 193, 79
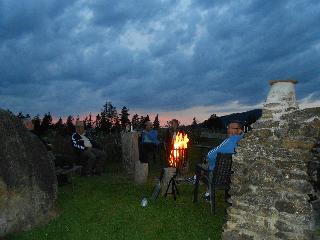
202, 114, 224, 130
14, 101, 161, 136
196, 109, 261, 131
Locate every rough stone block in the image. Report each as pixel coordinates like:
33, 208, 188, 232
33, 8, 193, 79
222, 230, 255, 240
275, 201, 297, 214
0, 110, 57, 237
282, 138, 315, 150
254, 129, 273, 139
252, 120, 280, 129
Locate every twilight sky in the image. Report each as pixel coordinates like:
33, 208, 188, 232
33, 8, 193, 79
0, 0, 319, 124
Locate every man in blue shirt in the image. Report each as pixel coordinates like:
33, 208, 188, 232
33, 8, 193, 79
193, 120, 244, 201
141, 121, 160, 145
207, 121, 243, 170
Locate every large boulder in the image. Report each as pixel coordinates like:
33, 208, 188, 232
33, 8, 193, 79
0, 110, 58, 237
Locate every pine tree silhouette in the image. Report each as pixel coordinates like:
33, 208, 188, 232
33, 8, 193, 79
41, 112, 53, 134
32, 115, 41, 135
55, 117, 64, 128
139, 115, 150, 128
86, 113, 93, 129
66, 115, 75, 135
95, 114, 101, 129
120, 106, 130, 130
100, 111, 109, 133
132, 114, 139, 130
113, 117, 121, 133
153, 114, 160, 129
54, 117, 64, 135
104, 102, 117, 126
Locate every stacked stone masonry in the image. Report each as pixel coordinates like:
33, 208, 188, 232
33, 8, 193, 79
222, 107, 320, 240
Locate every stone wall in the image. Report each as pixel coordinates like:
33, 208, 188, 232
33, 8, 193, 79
222, 81, 320, 240
308, 139, 320, 196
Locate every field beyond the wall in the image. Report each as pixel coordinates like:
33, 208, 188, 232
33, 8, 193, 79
7, 144, 227, 240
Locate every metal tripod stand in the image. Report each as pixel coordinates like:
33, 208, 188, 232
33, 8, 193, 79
164, 169, 179, 200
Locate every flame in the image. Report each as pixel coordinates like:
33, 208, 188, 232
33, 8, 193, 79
169, 132, 189, 167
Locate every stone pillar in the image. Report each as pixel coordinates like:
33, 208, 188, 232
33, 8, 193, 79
121, 131, 140, 175
262, 80, 298, 120
265, 80, 298, 108
134, 161, 148, 185
121, 131, 148, 184
222, 80, 320, 240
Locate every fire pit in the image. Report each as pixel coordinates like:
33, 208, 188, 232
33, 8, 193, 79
168, 132, 189, 171
152, 132, 189, 200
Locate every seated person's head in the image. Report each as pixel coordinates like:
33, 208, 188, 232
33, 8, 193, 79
144, 121, 153, 131
227, 120, 243, 136
22, 118, 34, 131
75, 120, 85, 134
171, 119, 179, 130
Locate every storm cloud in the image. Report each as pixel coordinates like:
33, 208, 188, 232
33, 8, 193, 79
0, 0, 319, 119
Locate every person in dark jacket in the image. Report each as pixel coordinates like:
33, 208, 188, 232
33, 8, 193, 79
72, 120, 106, 176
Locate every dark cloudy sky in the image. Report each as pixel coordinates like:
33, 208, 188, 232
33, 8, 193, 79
1, 0, 319, 124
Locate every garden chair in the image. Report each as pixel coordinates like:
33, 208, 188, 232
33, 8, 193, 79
193, 153, 233, 213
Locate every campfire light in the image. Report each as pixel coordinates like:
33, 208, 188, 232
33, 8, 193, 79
169, 132, 189, 168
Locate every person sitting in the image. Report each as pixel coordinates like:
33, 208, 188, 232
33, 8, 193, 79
140, 121, 160, 163
71, 120, 106, 176
194, 120, 244, 200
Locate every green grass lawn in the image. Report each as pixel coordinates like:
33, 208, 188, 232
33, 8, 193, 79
8, 144, 227, 240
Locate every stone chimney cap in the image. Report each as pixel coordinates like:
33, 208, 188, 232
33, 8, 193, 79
269, 80, 298, 85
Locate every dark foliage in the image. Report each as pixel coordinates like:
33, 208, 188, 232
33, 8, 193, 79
153, 114, 160, 129
84, 113, 93, 129
66, 115, 75, 135
40, 112, 53, 134
132, 114, 140, 130
203, 114, 224, 130
32, 115, 42, 135
120, 106, 130, 130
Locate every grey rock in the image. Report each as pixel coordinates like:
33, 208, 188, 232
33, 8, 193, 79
275, 201, 297, 214
0, 109, 57, 237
